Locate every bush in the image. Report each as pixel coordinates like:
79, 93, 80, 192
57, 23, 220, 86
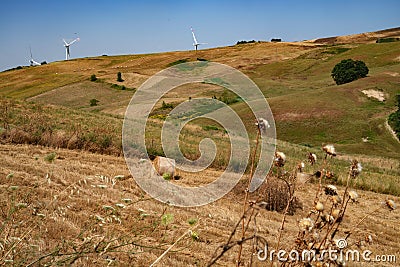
167, 59, 189, 67
90, 99, 99, 106
331, 59, 369, 85
236, 40, 256, 45
388, 94, 400, 139
44, 152, 56, 163
90, 74, 97, 81
161, 101, 173, 109
376, 37, 400, 43
117, 72, 124, 82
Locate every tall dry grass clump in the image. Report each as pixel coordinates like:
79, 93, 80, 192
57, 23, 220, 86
0, 97, 121, 156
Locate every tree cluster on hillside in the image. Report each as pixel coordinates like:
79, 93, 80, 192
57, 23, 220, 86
331, 59, 369, 85
376, 37, 400, 43
236, 40, 257, 45
388, 94, 400, 139
271, 38, 281, 42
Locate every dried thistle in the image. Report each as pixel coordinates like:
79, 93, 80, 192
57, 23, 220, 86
350, 159, 362, 178
308, 152, 317, 165
297, 161, 305, 172
385, 199, 396, 211
332, 209, 341, 218
255, 118, 271, 133
322, 144, 336, 157
331, 195, 342, 206
324, 185, 338, 196
274, 151, 286, 167
315, 202, 324, 212
299, 218, 314, 232
348, 191, 359, 202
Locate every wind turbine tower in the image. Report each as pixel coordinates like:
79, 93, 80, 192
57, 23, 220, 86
29, 46, 41, 66
191, 27, 207, 51
63, 37, 80, 60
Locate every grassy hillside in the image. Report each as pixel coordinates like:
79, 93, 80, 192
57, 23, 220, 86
0, 29, 399, 266
1, 41, 399, 159
0, 34, 399, 174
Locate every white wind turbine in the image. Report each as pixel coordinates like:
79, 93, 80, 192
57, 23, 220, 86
29, 46, 41, 66
191, 27, 207, 51
63, 37, 80, 60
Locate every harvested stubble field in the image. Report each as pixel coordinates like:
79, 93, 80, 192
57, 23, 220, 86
0, 144, 399, 266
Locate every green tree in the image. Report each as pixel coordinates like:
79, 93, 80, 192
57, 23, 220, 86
331, 59, 369, 85
117, 72, 124, 82
90, 74, 97, 81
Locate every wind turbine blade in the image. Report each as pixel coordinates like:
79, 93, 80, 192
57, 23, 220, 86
191, 27, 198, 45
69, 37, 80, 46
63, 39, 68, 45
29, 46, 33, 59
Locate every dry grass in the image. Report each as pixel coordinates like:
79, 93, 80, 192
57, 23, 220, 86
0, 144, 399, 266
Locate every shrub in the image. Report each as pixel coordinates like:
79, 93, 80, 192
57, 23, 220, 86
89, 98, 99, 106
90, 74, 97, 81
167, 59, 189, 67
44, 152, 56, 163
236, 40, 256, 45
331, 59, 369, 85
376, 37, 400, 43
117, 72, 124, 82
161, 101, 173, 109
388, 94, 400, 139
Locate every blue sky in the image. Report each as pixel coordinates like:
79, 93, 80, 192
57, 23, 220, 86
0, 0, 399, 71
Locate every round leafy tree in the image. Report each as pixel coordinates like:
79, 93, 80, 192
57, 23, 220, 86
331, 59, 369, 85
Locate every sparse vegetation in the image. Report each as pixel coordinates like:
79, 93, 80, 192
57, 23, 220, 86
376, 37, 400, 43
236, 40, 257, 45
331, 59, 369, 85
117, 72, 124, 82
89, 98, 99, 106
90, 74, 97, 81
202, 125, 220, 131
167, 58, 189, 67
44, 152, 56, 162
110, 83, 130, 90
388, 94, 400, 139
161, 101, 174, 109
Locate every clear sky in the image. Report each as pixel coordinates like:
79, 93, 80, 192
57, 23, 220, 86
0, 0, 399, 71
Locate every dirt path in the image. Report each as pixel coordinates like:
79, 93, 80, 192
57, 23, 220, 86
385, 119, 400, 143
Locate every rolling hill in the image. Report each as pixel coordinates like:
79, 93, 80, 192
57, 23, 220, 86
0, 28, 399, 266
